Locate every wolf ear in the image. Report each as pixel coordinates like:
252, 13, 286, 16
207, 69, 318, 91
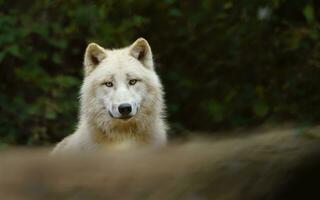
83, 43, 107, 76
129, 38, 154, 70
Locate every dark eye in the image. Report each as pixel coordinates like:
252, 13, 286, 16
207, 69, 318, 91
104, 82, 113, 87
129, 79, 138, 85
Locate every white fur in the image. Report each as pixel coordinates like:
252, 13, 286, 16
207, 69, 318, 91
52, 38, 167, 155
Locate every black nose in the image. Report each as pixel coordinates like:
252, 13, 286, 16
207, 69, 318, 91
118, 103, 132, 116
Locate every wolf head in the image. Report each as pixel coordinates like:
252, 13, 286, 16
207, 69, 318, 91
80, 38, 164, 133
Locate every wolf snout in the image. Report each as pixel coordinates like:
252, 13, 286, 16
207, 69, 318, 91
108, 103, 137, 120
118, 103, 132, 117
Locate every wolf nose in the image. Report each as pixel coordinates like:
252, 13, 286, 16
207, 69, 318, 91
118, 103, 132, 116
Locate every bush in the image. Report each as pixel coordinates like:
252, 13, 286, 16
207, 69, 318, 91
1, 0, 320, 145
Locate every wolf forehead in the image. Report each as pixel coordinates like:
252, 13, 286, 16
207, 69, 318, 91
83, 38, 155, 77
87, 63, 159, 87
82, 38, 160, 84
96, 50, 144, 69
91, 57, 150, 79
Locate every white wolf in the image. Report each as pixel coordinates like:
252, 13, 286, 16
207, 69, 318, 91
52, 38, 167, 154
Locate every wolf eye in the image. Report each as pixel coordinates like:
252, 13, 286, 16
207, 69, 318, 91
129, 79, 138, 86
104, 82, 113, 87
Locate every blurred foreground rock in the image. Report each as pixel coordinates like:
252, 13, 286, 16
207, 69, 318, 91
0, 127, 319, 200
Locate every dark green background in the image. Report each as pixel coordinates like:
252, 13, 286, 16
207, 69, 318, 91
1, 0, 320, 145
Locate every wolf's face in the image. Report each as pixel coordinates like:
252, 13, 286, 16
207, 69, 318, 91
81, 38, 162, 128
94, 56, 150, 120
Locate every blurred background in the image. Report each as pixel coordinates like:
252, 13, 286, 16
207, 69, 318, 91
1, 0, 320, 146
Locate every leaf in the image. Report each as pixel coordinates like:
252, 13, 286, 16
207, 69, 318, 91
52, 53, 62, 64
0, 52, 6, 62
207, 100, 226, 122
303, 4, 315, 24
7, 45, 21, 57
169, 8, 182, 17
55, 75, 79, 87
224, 2, 233, 9
253, 101, 269, 117
45, 110, 57, 120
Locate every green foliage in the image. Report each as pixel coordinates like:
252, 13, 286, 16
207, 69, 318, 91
1, 0, 320, 145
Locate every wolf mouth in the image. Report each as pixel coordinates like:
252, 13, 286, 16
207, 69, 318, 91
108, 110, 133, 120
